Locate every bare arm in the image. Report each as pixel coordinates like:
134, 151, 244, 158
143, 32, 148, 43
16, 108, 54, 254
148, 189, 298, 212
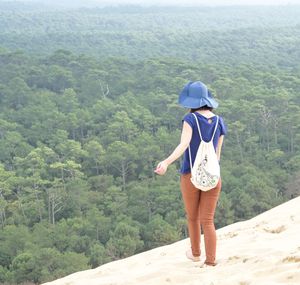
154, 121, 192, 175
216, 135, 224, 161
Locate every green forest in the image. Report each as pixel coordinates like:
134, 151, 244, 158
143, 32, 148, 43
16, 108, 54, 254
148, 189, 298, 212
0, 2, 299, 284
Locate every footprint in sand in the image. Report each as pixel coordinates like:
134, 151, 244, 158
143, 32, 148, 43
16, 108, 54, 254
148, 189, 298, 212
227, 256, 241, 262
263, 225, 286, 234
282, 256, 300, 263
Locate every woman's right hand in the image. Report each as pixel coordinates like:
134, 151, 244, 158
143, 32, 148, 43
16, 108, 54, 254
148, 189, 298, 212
154, 161, 168, 175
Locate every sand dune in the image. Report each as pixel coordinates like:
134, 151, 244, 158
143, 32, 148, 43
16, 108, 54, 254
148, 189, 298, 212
43, 196, 300, 285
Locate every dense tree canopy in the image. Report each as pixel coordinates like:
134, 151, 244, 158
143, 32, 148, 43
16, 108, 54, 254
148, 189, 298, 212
0, 3, 299, 284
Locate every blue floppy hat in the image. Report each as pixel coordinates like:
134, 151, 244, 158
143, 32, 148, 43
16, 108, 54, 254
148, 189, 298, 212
178, 81, 219, 109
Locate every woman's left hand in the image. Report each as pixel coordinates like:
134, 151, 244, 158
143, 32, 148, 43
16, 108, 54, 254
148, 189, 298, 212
154, 161, 168, 175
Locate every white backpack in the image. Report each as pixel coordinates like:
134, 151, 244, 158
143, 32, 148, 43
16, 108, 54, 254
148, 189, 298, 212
188, 113, 220, 191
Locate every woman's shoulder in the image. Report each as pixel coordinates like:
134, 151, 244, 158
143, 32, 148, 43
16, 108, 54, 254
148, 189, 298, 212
182, 112, 194, 120
217, 115, 226, 123
182, 112, 195, 127
217, 115, 227, 135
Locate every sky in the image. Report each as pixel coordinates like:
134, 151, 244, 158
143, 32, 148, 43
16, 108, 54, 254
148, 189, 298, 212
99, 0, 300, 5
5, 0, 300, 6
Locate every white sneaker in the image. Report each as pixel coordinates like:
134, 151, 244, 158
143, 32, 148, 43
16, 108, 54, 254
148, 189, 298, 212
186, 248, 200, 262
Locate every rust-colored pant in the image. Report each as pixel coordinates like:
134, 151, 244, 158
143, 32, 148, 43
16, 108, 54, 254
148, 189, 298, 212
180, 173, 221, 264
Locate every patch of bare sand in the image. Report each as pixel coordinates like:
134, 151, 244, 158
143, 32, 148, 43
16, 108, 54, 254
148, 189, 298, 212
43, 196, 300, 285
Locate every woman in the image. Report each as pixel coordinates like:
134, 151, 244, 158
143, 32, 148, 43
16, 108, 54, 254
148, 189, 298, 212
154, 81, 227, 267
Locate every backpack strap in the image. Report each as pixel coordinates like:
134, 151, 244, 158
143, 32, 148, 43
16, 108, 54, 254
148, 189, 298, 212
191, 113, 203, 140
211, 116, 219, 142
188, 144, 193, 170
188, 113, 201, 170
188, 114, 219, 170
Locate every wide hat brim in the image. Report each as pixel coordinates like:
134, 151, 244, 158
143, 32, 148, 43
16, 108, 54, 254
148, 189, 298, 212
178, 81, 219, 109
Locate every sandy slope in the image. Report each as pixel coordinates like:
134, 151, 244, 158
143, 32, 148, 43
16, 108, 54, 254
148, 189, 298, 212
43, 196, 300, 285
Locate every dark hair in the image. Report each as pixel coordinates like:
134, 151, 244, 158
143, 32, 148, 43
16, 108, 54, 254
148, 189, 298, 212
190, 105, 213, 113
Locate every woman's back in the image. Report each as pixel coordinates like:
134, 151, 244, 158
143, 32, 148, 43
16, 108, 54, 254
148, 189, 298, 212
180, 111, 227, 174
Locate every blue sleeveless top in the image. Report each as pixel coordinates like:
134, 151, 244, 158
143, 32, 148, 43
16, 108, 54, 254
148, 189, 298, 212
180, 112, 227, 174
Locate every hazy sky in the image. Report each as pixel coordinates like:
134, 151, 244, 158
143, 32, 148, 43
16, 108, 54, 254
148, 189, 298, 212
101, 0, 300, 5
8, 0, 300, 6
